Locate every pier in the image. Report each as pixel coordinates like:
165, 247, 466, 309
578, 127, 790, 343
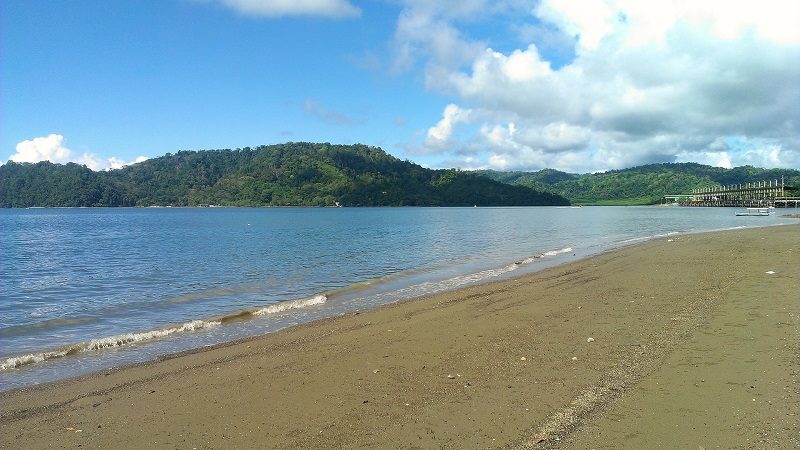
662, 178, 799, 208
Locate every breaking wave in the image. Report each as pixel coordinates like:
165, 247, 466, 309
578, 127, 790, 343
515, 247, 574, 265
84, 320, 220, 351
0, 320, 220, 372
0, 350, 75, 372
1, 294, 331, 372
254, 294, 327, 315
366, 246, 575, 302
1, 247, 570, 374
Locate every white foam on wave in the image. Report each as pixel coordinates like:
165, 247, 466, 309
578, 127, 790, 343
368, 246, 576, 302
254, 294, 327, 316
541, 247, 574, 257
389, 267, 516, 300
4, 249, 573, 373
519, 247, 574, 264
0, 350, 72, 371
614, 236, 651, 246
84, 320, 221, 351
0, 320, 221, 372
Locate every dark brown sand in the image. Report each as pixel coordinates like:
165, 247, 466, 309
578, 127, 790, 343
1, 225, 797, 449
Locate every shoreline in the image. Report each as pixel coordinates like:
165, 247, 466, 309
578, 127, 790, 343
0, 240, 581, 388
2, 224, 798, 448
2, 220, 783, 390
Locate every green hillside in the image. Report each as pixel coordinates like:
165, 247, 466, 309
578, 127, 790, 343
0, 143, 569, 207
479, 163, 800, 205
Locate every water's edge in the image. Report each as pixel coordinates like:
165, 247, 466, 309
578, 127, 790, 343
3, 222, 788, 393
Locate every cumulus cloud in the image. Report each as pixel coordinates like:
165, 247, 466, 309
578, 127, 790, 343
390, 0, 495, 79
424, 104, 472, 149
10, 134, 72, 164
78, 154, 149, 171
7, 134, 148, 171
214, 0, 360, 18
675, 136, 799, 170
399, 0, 800, 172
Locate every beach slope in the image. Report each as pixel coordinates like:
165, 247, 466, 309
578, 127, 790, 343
1, 225, 798, 449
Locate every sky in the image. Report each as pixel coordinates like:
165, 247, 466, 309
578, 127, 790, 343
2, 0, 799, 173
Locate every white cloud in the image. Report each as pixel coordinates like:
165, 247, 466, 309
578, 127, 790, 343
399, 0, 800, 172
8, 134, 148, 171
425, 104, 472, 149
539, 0, 800, 48
10, 134, 73, 164
677, 150, 734, 169
391, 3, 487, 77
676, 137, 799, 169
536, 0, 617, 50
107, 156, 149, 170
215, 0, 360, 18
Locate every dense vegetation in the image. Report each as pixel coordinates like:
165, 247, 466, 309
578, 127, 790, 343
478, 163, 800, 205
0, 143, 569, 207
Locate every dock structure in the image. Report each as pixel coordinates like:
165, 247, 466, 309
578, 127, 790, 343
774, 198, 800, 208
663, 178, 799, 208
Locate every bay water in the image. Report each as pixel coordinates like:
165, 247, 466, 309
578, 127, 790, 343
0, 206, 794, 391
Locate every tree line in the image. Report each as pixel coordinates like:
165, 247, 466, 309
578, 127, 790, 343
0, 143, 570, 207
479, 163, 800, 205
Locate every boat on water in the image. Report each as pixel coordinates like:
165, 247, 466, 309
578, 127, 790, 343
735, 208, 770, 216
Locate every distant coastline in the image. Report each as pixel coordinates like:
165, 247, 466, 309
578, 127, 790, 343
3, 143, 799, 208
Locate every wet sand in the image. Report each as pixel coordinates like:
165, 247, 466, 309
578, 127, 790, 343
1, 224, 798, 449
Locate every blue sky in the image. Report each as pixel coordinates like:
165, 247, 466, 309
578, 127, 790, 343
3, 0, 799, 172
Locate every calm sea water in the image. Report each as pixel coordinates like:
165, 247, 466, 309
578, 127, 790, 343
0, 206, 794, 390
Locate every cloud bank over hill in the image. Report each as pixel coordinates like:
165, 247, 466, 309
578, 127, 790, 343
4, 1, 797, 174
399, 0, 800, 172
8, 134, 147, 171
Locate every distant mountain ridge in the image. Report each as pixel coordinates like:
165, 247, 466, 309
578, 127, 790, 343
0, 143, 569, 207
478, 163, 800, 205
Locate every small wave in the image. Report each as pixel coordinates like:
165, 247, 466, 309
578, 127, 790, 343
541, 247, 574, 257
254, 294, 327, 316
0, 320, 220, 372
613, 232, 684, 247
517, 247, 574, 265
365, 246, 576, 303
0, 349, 74, 371
387, 267, 516, 299
2, 295, 328, 373
613, 236, 651, 246
84, 320, 220, 351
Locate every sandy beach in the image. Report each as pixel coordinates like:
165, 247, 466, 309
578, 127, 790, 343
1, 224, 798, 449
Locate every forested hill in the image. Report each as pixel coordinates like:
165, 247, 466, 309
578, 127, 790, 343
0, 143, 569, 207
478, 163, 800, 205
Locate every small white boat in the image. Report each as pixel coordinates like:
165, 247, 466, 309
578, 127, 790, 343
735, 208, 770, 216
